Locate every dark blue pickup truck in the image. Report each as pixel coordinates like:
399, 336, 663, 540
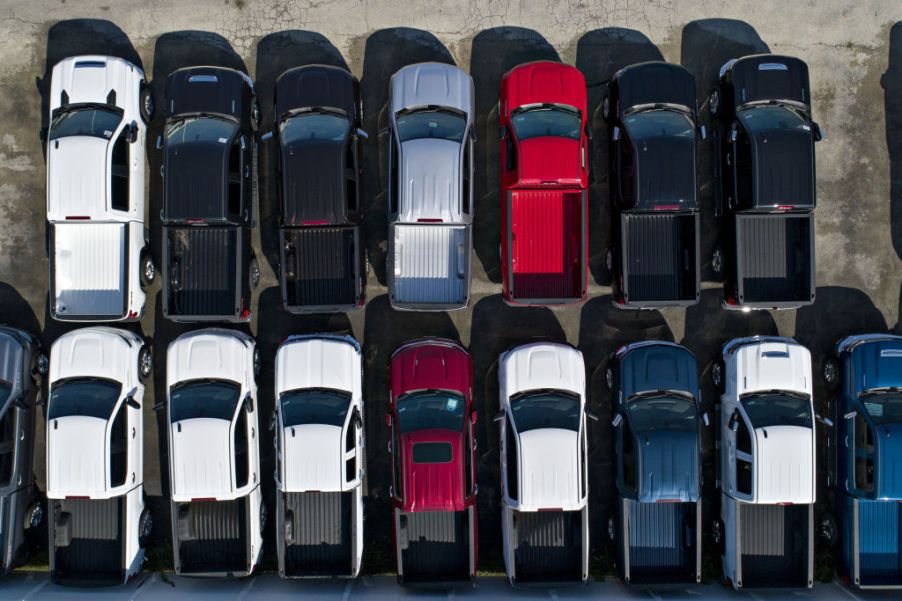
606, 341, 703, 584
824, 334, 902, 589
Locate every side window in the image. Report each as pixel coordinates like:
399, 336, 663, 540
854, 413, 875, 493
505, 129, 517, 172
234, 407, 249, 489
579, 427, 587, 499
735, 415, 753, 495
618, 136, 634, 205
734, 127, 753, 204
389, 133, 399, 214
622, 418, 637, 491
0, 410, 16, 487
110, 403, 128, 488
346, 142, 358, 213
505, 418, 518, 501
462, 138, 471, 214
345, 416, 357, 484
110, 130, 130, 212
228, 137, 243, 218
464, 417, 473, 495
391, 419, 403, 498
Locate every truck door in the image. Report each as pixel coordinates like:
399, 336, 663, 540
850, 409, 875, 496
616, 414, 638, 497
501, 413, 519, 504
343, 407, 362, 489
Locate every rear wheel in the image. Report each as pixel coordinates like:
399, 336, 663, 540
607, 515, 615, 541
140, 250, 155, 288
139, 509, 152, 547
253, 346, 261, 381
138, 346, 152, 381
711, 518, 725, 553
711, 245, 724, 277
251, 98, 261, 132
23, 501, 42, 530
605, 363, 614, 391
259, 501, 267, 535
711, 359, 725, 394
601, 94, 611, 123
248, 256, 260, 290
32, 350, 48, 377
709, 88, 720, 118
820, 514, 837, 547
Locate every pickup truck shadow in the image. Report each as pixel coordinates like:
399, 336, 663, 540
36, 19, 143, 162
469, 27, 560, 284
884, 22, 902, 261
681, 19, 770, 283
576, 28, 664, 285
254, 31, 350, 277
469, 294, 566, 566
359, 28, 454, 286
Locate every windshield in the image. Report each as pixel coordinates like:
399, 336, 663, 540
511, 105, 581, 141
396, 391, 465, 434
166, 116, 237, 147
628, 394, 697, 432
169, 380, 240, 422
280, 389, 351, 428
738, 104, 808, 132
281, 112, 349, 144
50, 106, 122, 141
860, 391, 902, 425
510, 389, 580, 433
741, 392, 812, 429
396, 109, 466, 143
49, 378, 121, 420
624, 109, 694, 139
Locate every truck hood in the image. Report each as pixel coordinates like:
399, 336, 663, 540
755, 425, 814, 504
850, 339, 902, 394
517, 137, 582, 186
518, 428, 582, 511
47, 416, 108, 498
390, 62, 473, 116
503, 61, 586, 113
398, 139, 462, 222
637, 430, 699, 502
170, 418, 233, 501
276, 337, 359, 397
734, 339, 811, 396
877, 423, 902, 499
402, 429, 465, 512
502, 343, 584, 399
47, 136, 109, 219
51, 55, 140, 108
391, 339, 470, 399
50, 328, 132, 383
167, 331, 250, 388
281, 424, 343, 493
619, 342, 698, 400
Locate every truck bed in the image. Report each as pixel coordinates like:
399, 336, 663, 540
737, 503, 811, 588
280, 491, 354, 578
280, 226, 362, 312
621, 213, 698, 306
51, 497, 123, 586
843, 495, 902, 588
511, 509, 584, 584
507, 189, 585, 303
734, 213, 813, 307
396, 508, 473, 584
164, 226, 244, 319
390, 224, 470, 309
51, 222, 127, 319
175, 499, 248, 575
618, 498, 700, 583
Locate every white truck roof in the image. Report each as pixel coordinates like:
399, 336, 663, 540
48, 415, 110, 498
754, 425, 814, 504
170, 417, 235, 500
518, 429, 581, 511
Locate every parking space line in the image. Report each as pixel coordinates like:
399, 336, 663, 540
20, 578, 48, 601
235, 576, 257, 601
832, 582, 863, 601
129, 572, 156, 601
342, 580, 355, 601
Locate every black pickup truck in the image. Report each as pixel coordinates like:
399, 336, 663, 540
266, 65, 365, 312
709, 55, 822, 310
160, 66, 260, 323
602, 62, 701, 308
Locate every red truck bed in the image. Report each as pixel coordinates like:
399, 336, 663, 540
506, 189, 586, 303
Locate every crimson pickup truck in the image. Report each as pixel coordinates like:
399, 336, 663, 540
387, 339, 477, 586
499, 61, 589, 305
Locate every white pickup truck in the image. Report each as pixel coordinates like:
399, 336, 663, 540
165, 329, 263, 577
712, 336, 816, 590
497, 342, 591, 585
46, 327, 152, 586
46, 55, 154, 322
272, 335, 364, 578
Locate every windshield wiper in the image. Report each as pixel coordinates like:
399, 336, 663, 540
629, 389, 695, 402
861, 387, 902, 397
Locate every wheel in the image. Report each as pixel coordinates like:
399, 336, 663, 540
822, 355, 839, 390
253, 346, 261, 380
139, 83, 154, 124
604, 247, 613, 274
248, 256, 260, 290
711, 245, 724, 277
140, 250, 155, 288
711, 518, 725, 553
711, 359, 725, 394
709, 88, 720, 118
23, 501, 42, 530
251, 98, 261, 132
139, 509, 152, 547
601, 94, 611, 123
607, 515, 615, 541
605, 364, 614, 391
138, 345, 152, 381
259, 501, 267, 535
32, 350, 48, 377
819, 515, 837, 547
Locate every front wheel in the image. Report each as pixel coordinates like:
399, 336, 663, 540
32, 350, 48, 377
822, 355, 839, 390
138, 345, 152, 381
251, 98, 261, 132
709, 88, 720, 118
601, 94, 611, 123
253, 346, 261, 381
605, 364, 614, 391
139, 83, 154, 124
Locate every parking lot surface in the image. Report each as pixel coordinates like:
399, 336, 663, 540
0, 0, 902, 592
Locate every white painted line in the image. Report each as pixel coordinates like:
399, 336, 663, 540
342, 580, 355, 601
235, 576, 257, 601
19, 578, 48, 601
647, 590, 663, 601
548, 590, 559, 601
831, 582, 864, 601
129, 572, 157, 601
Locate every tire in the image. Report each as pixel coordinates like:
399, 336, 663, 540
605, 364, 614, 391
139, 83, 154, 124
604, 246, 613, 275
138, 345, 152, 382
711, 518, 725, 554
711, 245, 725, 277
820, 515, 837, 547
32, 350, 48, 377
140, 250, 155, 288
711, 359, 725, 394
607, 515, 615, 542
259, 501, 267, 535
251, 98, 261, 132
822, 355, 839, 390
709, 88, 720, 118
23, 501, 42, 530
601, 94, 611, 123
139, 509, 152, 547
248, 256, 260, 290
253, 346, 261, 381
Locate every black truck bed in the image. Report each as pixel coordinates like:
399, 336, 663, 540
280, 226, 362, 312
621, 212, 699, 306
51, 498, 123, 586
739, 503, 811, 588
396, 508, 473, 584
512, 509, 584, 584
175, 499, 249, 576
164, 225, 248, 320
617, 498, 700, 584
734, 213, 814, 308
280, 491, 354, 577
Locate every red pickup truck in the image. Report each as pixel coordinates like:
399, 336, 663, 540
387, 339, 478, 585
499, 61, 589, 305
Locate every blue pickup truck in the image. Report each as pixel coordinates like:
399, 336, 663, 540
824, 334, 902, 589
606, 341, 703, 584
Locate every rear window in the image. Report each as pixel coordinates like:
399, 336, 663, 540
279, 389, 351, 428
510, 389, 580, 433
741, 392, 812, 429
170, 380, 240, 422
397, 391, 465, 434
412, 442, 453, 464
49, 378, 121, 420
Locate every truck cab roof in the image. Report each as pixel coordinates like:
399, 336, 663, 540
517, 427, 581, 510
622, 112, 697, 211
752, 424, 814, 503
401, 428, 466, 512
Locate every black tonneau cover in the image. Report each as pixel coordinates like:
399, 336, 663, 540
729, 55, 810, 108
395, 507, 475, 585
616, 62, 696, 112
50, 497, 126, 587
278, 491, 356, 578
621, 212, 699, 306
173, 498, 253, 577
280, 226, 362, 312
276, 65, 356, 120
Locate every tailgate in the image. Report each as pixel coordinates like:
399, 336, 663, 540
621, 212, 698, 305
620, 498, 700, 583
735, 213, 814, 307
51, 222, 127, 318
280, 226, 361, 311
390, 224, 470, 309
737, 503, 812, 588
507, 189, 586, 303
164, 226, 243, 319
395, 507, 474, 584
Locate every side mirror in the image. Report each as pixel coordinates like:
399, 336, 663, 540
153, 400, 165, 412
813, 122, 824, 142
239, 136, 247, 151
499, 126, 507, 140
12, 396, 28, 410
127, 121, 138, 143
155, 134, 163, 150
729, 126, 738, 143
612, 126, 621, 141
384, 412, 392, 428
470, 129, 478, 143
244, 393, 254, 413
702, 411, 710, 427
260, 131, 273, 142
585, 407, 599, 422
356, 128, 369, 140
470, 410, 478, 425
698, 124, 707, 140
585, 123, 593, 141
353, 407, 363, 429
816, 414, 834, 428
126, 397, 141, 410
729, 410, 741, 432
493, 410, 505, 423
611, 413, 623, 428
844, 410, 857, 420
378, 127, 389, 137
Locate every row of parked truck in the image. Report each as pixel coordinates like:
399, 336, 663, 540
1, 326, 900, 589
44, 51, 821, 321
